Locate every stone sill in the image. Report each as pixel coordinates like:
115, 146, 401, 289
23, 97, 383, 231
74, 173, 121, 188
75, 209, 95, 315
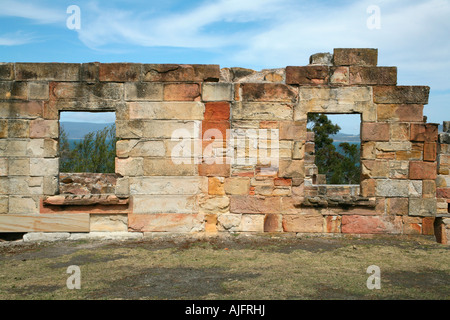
43, 194, 129, 206
301, 196, 376, 208
312, 184, 361, 187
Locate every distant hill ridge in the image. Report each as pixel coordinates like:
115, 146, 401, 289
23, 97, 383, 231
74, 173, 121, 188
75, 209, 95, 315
330, 132, 360, 142
61, 121, 362, 142
60, 122, 115, 139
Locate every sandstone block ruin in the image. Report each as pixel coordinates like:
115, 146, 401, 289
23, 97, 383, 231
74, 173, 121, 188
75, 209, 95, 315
0, 48, 449, 243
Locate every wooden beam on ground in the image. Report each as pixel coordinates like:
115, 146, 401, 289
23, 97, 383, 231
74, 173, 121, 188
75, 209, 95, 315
0, 214, 90, 232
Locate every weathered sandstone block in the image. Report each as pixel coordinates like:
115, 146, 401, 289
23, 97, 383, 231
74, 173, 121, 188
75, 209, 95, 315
90, 215, 128, 232
51, 82, 124, 101
361, 160, 389, 178
142, 120, 200, 139
409, 198, 437, 217
0, 64, 14, 80
8, 159, 30, 176
198, 195, 230, 214
309, 53, 333, 66
330, 67, 349, 85
402, 216, 422, 235
129, 176, 205, 195
204, 102, 230, 121
208, 177, 225, 195
333, 48, 378, 67
30, 158, 58, 176
0, 81, 28, 100
217, 213, 242, 232
202, 83, 233, 101
376, 180, 421, 197
377, 104, 423, 122
8, 196, 40, 214
282, 214, 324, 233
29, 120, 58, 138
133, 195, 197, 214
128, 213, 204, 233
99, 63, 141, 82
361, 123, 390, 141
116, 140, 165, 158
115, 157, 144, 176
422, 180, 436, 199
279, 160, 305, 178
410, 123, 438, 142
373, 86, 430, 104
240, 83, 297, 103
28, 82, 49, 100
423, 142, 437, 162
296, 87, 373, 120
230, 195, 281, 214
390, 123, 409, 141
264, 213, 282, 232
15, 63, 80, 81
80, 62, 99, 82
285, 66, 329, 85
388, 161, 409, 179
142, 64, 220, 82
224, 177, 250, 195
342, 215, 402, 234
409, 161, 437, 180
198, 163, 230, 177
8, 177, 44, 195
124, 82, 163, 101
233, 102, 293, 120
0, 101, 43, 119
387, 198, 409, 215
163, 83, 201, 101
349, 67, 397, 85
239, 214, 265, 232
143, 158, 197, 176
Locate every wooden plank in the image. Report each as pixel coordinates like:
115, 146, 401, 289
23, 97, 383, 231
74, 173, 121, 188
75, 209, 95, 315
0, 214, 90, 232
43, 195, 129, 206
39, 199, 131, 215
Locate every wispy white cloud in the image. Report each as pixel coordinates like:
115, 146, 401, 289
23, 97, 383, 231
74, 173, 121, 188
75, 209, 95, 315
0, 0, 65, 24
0, 32, 35, 46
76, 0, 288, 49
223, 0, 450, 91
68, 0, 450, 89
1, 0, 449, 124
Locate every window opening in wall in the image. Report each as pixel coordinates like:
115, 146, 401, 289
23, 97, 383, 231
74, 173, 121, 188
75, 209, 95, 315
307, 113, 361, 185
59, 111, 117, 174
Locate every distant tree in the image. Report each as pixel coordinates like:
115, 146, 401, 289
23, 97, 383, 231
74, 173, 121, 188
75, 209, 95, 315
307, 113, 341, 181
338, 142, 361, 184
59, 124, 117, 173
307, 114, 360, 184
59, 125, 72, 172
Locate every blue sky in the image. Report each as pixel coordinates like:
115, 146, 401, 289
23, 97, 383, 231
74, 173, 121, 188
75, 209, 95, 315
1, 0, 449, 134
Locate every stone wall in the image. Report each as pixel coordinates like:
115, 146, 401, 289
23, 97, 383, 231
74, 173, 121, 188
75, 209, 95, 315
435, 122, 450, 244
0, 48, 447, 240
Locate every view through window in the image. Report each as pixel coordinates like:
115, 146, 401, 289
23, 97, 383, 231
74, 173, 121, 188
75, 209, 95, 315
307, 113, 361, 185
59, 111, 116, 173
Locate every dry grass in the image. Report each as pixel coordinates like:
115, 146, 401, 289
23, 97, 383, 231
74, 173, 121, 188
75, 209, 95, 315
0, 234, 449, 300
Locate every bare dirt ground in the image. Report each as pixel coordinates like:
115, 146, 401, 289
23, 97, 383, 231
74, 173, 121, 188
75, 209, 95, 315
0, 233, 449, 300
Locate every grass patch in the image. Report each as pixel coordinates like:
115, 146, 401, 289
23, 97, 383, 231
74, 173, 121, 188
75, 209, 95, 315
0, 235, 448, 300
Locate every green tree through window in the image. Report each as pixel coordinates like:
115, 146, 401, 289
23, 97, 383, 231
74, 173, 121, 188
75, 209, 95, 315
59, 124, 117, 173
307, 114, 361, 184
